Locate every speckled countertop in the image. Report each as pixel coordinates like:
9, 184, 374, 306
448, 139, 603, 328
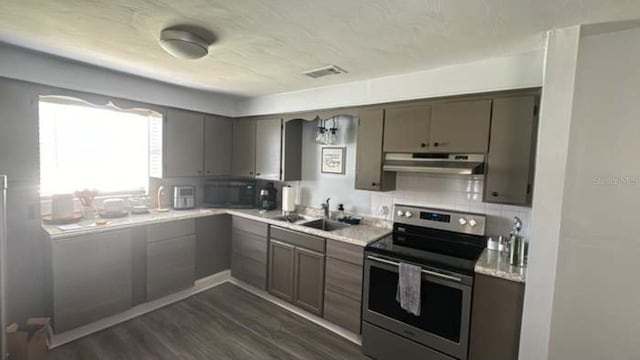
42, 208, 392, 247
475, 248, 527, 283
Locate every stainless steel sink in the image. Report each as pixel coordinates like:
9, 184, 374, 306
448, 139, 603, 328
299, 219, 350, 232
270, 214, 318, 223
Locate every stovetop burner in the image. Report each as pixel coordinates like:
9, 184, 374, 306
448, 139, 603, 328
366, 205, 488, 275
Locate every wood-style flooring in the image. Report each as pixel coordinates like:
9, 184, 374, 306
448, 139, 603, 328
51, 282, 368, 360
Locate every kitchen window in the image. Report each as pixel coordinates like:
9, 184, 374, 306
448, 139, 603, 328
38, 96, 162, 196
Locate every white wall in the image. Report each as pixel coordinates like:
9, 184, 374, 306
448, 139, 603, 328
0, 43, 240, 116
518, 26, 581, 360
237, 51, 544, 116
547, 23, 640, 360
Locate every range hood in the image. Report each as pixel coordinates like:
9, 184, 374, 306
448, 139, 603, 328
383, 153, 485, 175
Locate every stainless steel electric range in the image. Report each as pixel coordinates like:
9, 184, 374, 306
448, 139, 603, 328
362, 205, 487, 360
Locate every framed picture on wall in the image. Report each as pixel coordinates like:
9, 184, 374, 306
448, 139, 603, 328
321, 147, 346, 174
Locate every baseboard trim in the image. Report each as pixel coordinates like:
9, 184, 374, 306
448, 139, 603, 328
228, 277, 362, 346
50, 270, 231, 348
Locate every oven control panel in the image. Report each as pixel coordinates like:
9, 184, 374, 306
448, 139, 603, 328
394, 205, 486, 236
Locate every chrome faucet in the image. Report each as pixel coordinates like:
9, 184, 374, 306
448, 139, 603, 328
321, 198, 331, 219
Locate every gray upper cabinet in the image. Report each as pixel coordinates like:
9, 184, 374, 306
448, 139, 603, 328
52, 230, 133, 333
232, 118, 257, 177
429, 99, 492, 153
165, 109, 205, 177
383, 104, 431, 153
355, 108, 396, 191
469, 274, 525, 360
281, 119, 304, 181
255, 118, 283, 180
204, 115, 233, 176
484, 96, 537, 205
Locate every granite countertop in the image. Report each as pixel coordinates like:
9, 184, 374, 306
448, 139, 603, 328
42, 208, 392, 247
475, 248, 527, 283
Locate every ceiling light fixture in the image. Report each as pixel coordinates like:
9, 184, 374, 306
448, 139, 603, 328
159, 29, 209, 60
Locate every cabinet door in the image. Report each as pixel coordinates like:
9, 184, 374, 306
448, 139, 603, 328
195, 215, 231, 279
469, 274, 524, 360
268, 239, 295, 302
255, 118, 282, 180
165, 109, 204, 177
355, 109, 396, 191
52, 230, 133, 332
293, 247, 325, 316
232, 118, 256, 177
204, 115, 233, 176
383, 104, 431, 153
147, 235, 196, 301
484, 96, 536, 205
430, 99, 492, 153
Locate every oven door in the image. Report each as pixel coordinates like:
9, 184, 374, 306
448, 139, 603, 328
363, 254, 472, 360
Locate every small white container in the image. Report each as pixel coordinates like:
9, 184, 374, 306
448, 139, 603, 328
487, 236, 507, 252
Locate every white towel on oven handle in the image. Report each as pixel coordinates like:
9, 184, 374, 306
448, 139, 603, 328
396, 262, 422, 316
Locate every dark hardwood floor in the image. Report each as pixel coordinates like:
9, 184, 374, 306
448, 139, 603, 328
51, 282, 368, 360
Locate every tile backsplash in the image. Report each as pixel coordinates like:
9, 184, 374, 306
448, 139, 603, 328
369, 173, 531, 239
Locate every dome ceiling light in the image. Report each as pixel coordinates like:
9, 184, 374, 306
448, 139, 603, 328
159, 28, 209, 60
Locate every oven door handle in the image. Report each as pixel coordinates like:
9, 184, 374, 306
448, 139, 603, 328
366, 255, 463, 283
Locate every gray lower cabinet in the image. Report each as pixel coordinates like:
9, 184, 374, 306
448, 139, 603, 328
323, 240, 364, 334
146, 220, 196, 301
268, 226, 326, 316
355, 108, 396, 191
293, 247, 325, 315
268, 239, 295, 302
469, 274, 525, 360
195, 215, 231, 279
231, 217, 268, 289
52, 230, 133, 333
484, 95, 538, 205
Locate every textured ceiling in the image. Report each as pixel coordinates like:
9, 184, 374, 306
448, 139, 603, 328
0, 0, 639, 96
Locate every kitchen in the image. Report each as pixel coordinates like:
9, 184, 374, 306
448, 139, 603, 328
1, 2, 640, 360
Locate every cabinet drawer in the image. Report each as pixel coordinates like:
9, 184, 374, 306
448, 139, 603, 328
324, 289, 361, 334
232, 216, 268, 237
325, 257, 362, 301
147, 219, 195, 242
231, 253, 267, 290
326, 239, 364, 266
232, 229, 267, 263
270, 226, 325, 253
147, 235, 196, 300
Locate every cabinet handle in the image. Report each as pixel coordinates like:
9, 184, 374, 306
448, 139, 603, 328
420, 143, 427, 148
372, 182, 377, 187
491, 191, 499, 197
249, 171, 254, 175
433, 142, 439, 147
197, 170, 202, 174
256, 172, 261, 176
206, 170, 211, 174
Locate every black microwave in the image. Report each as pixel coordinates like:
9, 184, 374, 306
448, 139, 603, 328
203, 180, 256, 208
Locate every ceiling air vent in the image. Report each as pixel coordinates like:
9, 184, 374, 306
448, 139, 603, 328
303, 65, 348, 79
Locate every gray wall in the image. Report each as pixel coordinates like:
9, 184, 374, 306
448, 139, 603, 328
297, 116, 371, 214
547, 23, 640, 360
0, 42, 240, 117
